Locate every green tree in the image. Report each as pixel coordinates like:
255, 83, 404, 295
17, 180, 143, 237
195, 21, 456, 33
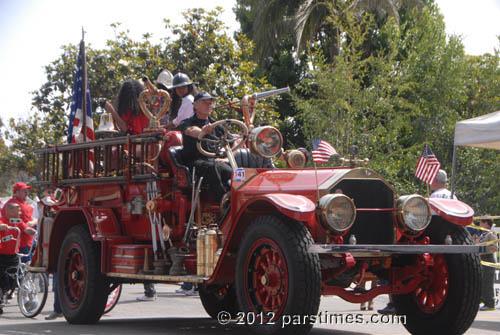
295, 4, 474, 196
236, 0, 424, 63
4, 8, 274, 184
163, 8, 277, 123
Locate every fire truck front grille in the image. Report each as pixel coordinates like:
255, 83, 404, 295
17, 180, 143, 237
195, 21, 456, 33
330, 179, 395, 244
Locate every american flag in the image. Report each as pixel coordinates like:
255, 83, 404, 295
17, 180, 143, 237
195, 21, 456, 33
415, 144, 441, 184
311, 138, 337, 164
67, 40, 94, 144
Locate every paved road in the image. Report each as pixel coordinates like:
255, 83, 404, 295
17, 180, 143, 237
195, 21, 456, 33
0, 283, 498, 335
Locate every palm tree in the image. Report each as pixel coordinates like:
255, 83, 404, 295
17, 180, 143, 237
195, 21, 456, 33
239, 0, 425, 61
294, 0, 424, 58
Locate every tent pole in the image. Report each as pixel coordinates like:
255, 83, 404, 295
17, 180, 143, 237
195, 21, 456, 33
451, 145, 457, 198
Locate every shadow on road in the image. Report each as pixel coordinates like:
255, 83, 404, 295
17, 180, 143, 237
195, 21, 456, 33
0, 317, 371, 335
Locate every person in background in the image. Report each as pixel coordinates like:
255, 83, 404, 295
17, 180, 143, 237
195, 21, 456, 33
156, 69, 173, 92
359, 279, 374, 311
430, 169, 456, 199
473, 218, 498, 311
376, 280, 395, 315
1, 182, 38, 263
0, 203, 36, 314
154, 69, 173, 125
39, 187, 64, 320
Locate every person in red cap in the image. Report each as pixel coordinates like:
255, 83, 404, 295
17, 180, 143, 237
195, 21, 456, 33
1, 182, 38, 262
0, 202, 36, 313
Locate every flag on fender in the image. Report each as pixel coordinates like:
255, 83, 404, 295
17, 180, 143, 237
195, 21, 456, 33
67, 40, 94, 144
311, 138, 337, 164
415, 144, 441, 184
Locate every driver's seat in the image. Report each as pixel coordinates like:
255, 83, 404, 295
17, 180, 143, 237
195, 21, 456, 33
167, 146, 192, 188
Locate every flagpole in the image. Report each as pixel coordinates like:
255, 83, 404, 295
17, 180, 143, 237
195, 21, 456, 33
81, 27, 87, 142
424, 140, 429, 197
313, 162, 320, 202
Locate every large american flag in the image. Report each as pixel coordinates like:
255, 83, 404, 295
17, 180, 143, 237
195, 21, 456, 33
415, 144, 441, 184
67, 40, 94, 144
311, 138, 337, 164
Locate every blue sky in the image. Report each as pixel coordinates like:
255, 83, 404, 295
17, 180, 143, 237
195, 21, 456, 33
0, 0, 499, 125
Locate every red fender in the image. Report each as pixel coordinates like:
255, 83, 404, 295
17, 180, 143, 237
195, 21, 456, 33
207, 193, 316, 284
252, 193, 316, 221
427, 198, 474, 226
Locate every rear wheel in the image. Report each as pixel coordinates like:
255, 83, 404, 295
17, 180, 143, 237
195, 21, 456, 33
235, 215, 321, 334
393, 220, 481, 335
18, 272, 48, 318
57, 225, 108, 324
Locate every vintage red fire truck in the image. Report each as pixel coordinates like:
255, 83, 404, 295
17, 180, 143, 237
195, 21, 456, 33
30, 83, 485, 335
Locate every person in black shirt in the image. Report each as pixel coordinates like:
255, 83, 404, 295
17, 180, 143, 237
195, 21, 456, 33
179, 91, 233, 204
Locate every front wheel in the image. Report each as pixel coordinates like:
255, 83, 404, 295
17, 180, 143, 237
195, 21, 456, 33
18, 272, 48, 318
393, 220, 481, 335
235, 215, 321, 334
199, 284, 238, 319
57, 225, 108, 324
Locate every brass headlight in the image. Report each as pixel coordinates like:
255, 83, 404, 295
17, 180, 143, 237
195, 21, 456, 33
397, 195, 432, 233
248, 126, 283, 158
318, 194, 356, 233
283, 149, 307, 168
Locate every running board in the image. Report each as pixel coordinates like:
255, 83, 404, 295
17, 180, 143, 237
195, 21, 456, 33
105, 272, 208, 283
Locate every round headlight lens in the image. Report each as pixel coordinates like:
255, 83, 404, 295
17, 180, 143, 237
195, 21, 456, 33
249, 126, 283, 158
397, 195, 431, 233
284, 149, 307, 168
318, 194, 356, 233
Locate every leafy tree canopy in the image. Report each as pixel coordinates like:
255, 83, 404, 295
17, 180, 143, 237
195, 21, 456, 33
1, 8, 276, 196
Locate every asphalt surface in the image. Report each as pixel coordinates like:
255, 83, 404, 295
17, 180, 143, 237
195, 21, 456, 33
0, 282, 499, 335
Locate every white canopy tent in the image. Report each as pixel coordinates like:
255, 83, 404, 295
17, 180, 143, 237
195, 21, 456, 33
454, 110, 500, 149
451, 110, 500, 195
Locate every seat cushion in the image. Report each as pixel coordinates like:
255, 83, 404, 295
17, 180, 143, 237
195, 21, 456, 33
234, 148, 274, 168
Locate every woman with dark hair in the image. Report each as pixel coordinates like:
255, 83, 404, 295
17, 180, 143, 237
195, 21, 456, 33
163, 73, 197, 129
104, 79, 149, 135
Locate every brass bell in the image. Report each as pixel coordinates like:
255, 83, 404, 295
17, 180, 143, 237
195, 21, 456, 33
96, 112, 118, 136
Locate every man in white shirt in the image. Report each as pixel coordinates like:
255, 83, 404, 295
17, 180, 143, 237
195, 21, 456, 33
430, 169, 457, 199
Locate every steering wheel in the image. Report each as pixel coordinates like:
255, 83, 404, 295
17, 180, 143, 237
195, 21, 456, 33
196, 119, 248, 158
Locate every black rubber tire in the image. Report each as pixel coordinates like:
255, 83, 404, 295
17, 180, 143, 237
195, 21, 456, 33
392, 219, 481, 335
199, 284, 239, 319
104, 284, 122, 314
57, 225, 108, 324
235, 215, 321, 335
18, 272, 49, 318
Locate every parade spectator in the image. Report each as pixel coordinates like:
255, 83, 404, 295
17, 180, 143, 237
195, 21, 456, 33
359, 279, 374, 311
430, 169, 457, 199
0, 203, 36, 314
474, 218, 498, 311
376, 280, 395, 315
41, 187, 64, 320
1, 182, 38, 263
